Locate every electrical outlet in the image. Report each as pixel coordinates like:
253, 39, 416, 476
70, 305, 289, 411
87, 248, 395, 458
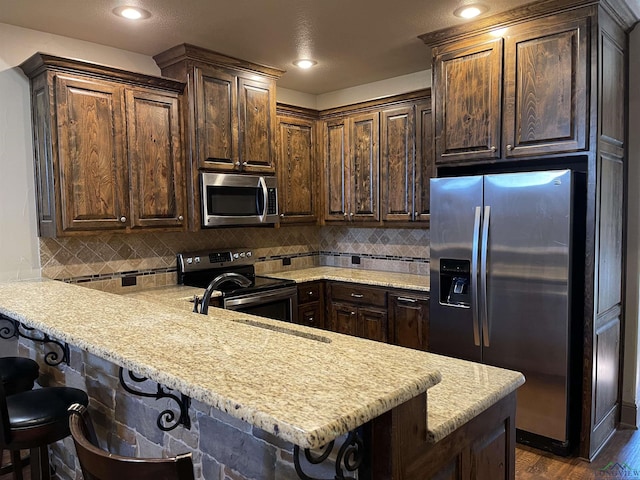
282, 257, 292, 266
122, 276, 137, 287
351, 255, 361, 265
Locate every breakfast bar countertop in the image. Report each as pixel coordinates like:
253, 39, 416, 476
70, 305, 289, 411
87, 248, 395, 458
0, 278, 442, 449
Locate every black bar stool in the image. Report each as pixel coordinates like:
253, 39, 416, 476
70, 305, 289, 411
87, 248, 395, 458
68, 403, 195, 480
0, 357, 39, 396
1, 381, 88, 480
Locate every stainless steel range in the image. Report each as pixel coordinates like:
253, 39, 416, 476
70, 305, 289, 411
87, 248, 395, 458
177, 249, 297, 322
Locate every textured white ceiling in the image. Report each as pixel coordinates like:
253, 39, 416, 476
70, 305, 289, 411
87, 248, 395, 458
0, 0, 535, 94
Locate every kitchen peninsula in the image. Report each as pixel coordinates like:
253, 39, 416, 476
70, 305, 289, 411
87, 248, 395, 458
0, 278, 523, 480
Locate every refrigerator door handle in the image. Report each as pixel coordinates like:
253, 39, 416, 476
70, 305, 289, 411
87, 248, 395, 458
480, 205, 491, 347
471, 206, 482, 347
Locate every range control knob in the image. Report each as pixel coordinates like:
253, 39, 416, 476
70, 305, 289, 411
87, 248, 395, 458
233, 253, 240, 259
186, 257, 193, 265
194, 256, 201, 264
240, 252, 246, 258
246, 251, 252, 258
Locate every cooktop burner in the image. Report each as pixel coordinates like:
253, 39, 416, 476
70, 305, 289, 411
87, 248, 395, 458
176, 249, 295, 298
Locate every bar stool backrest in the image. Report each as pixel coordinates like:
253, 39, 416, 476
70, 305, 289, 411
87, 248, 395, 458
68, 404, 195, 480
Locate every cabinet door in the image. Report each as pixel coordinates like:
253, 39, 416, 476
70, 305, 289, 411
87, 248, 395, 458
277, 115, 318, 224
434, 38, 503, 164
415, 100, 433, 220
389, 294, 429, 351
329, 302, 359, 337
350, 112, 380, 222
238, 77, 276, 173
297, 303, 324, 330
381, 105, 415, 222
55, 75, 128, 232
126, 88, 186, 229
324, 118, 350, 221
195, 67, 238, 170
503, 17, 588, 158
359, 306, 388, 343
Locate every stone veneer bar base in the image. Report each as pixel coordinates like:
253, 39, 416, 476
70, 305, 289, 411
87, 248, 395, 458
15, 336, 337, 480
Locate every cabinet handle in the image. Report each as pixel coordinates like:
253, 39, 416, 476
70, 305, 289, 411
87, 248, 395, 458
178, 215, 184, 221
397, 297, 418, 304
351, 293, 364, 298
120, 216, 127, 223
506, 144, 513, 151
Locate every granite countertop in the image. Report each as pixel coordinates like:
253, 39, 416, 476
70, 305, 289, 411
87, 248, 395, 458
0, 278, 442, 449
118, 268, 522, 444
268, 266, 429, 292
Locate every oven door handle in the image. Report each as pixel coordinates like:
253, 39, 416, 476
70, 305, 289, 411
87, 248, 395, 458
258, 176, 268, 223
224, 286, 297, 310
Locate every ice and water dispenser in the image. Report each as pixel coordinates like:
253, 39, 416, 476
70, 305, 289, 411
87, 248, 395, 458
439, 259, 471, 306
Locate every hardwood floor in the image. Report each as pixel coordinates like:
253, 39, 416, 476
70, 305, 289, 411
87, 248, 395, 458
516, 427, 640, 479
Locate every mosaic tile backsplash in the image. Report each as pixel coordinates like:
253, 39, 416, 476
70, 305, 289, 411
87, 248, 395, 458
40, 225, 429, 292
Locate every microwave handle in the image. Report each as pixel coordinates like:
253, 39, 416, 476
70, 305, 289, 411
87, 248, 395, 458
258, 176, 268, 222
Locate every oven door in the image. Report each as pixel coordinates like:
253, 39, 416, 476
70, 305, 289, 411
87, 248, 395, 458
223, 286, 298, 323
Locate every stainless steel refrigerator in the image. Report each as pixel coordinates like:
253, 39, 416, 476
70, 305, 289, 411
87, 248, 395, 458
429, 169, 578, 454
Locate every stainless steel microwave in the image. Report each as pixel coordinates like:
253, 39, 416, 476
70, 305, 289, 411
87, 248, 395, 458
200, 172, 279, 227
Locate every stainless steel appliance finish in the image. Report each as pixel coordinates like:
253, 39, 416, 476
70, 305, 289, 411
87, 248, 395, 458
430, 170, 574, 451
177, 248, 297, 322
200, 172, 279, 227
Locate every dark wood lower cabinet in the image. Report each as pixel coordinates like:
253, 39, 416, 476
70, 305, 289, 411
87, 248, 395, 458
368, 391, 516, 480
329, 302, 360, 336
328, 301, 388, 342
389, 293, 429, 350
296, 281, 325, 329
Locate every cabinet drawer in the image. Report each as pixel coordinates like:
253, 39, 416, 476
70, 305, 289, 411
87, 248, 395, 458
330, 282, 387, 308
297, 282, 323, 304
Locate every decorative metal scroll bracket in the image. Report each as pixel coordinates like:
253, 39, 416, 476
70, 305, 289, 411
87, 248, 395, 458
118, 367, 191, 431
294, 429, 364, 480
0, 316, 69, 366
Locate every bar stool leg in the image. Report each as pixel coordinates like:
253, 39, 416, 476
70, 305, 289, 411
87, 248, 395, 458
10, 450, 23, 480
29, 445, 51, 480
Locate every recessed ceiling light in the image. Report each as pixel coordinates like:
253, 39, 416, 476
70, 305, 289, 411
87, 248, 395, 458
453, 4, 487, 19
293, 59, 317, 69
112, 6, 151, 20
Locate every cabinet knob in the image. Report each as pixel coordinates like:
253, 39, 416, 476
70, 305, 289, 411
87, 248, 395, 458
242, 162, 248, 166
351, 311, 356, 316
344, 213, 348, 217
350, 212, 354, 217
414, 211, 419, 217
491, 146, 497, 152
308, 316, 314, 322
178, 215, 184, 221
308, 291, 314, 296
506, 144, 513, 151
234, 161, 241, 166
120, 216, 126, 223
280, 214, 285, 218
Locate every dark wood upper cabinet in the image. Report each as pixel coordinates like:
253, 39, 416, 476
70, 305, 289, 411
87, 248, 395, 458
503, 16, 588, 158
20, 54, 186, 236
433, 38, 503, 164
154, 44, 285, 230
276, 110, 318, 224
126, 88, 185, 229
415, 100, 434, 219
323, 112, 380, 223
432, 13, 589, 165
195, 67, 237, 171
381, 105, 415, 222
